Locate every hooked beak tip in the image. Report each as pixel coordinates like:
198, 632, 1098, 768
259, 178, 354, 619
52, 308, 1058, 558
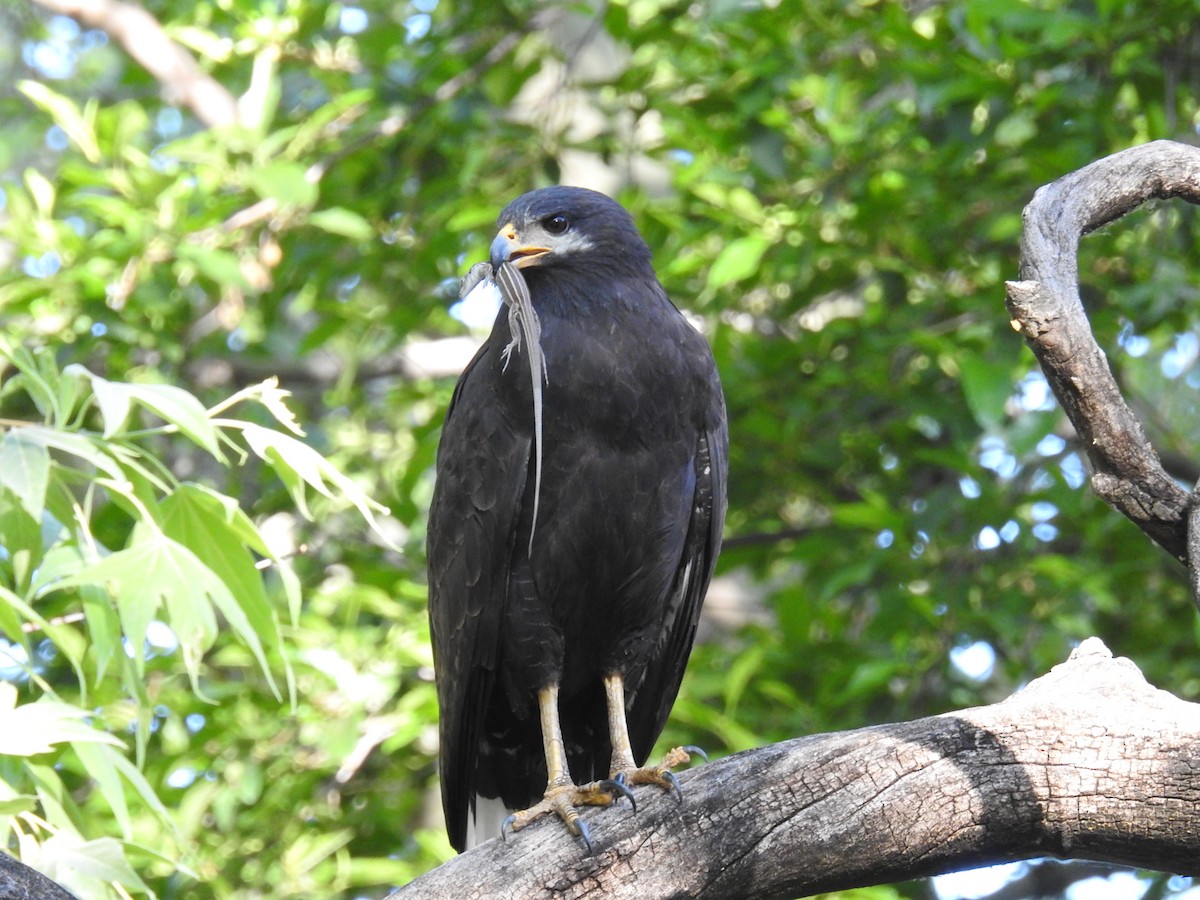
490, 228, 550, 270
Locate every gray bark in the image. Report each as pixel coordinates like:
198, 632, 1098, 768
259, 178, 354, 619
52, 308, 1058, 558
391, 639, 1200, 899
0, 852, 78, 900
1005, 139, 1200, 563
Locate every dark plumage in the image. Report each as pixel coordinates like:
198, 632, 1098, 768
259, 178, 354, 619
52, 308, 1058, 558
427, 186, 728, 852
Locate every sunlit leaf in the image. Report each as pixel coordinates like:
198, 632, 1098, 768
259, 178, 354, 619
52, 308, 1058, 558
160, 483, 284, 696
14, 426, 125, 481
176, 245, 250, 290
229, 422, 396, 550
0, 587, 90, 693
51, 532, 264, 691
65, 368, 223, 458
0, 488, 44, 594
246, 161, 317, 207
308, 207, 375, 241
80, 584, 121, 685
73, 741, 174, 839
36, 833, 148, 895
17, 80, 101, 162
0, 586, 30, 657
23, 168, 56, 217
218, 377, 304, 436
0, 685, 124, 756
707, 235, 771, 289
0, 795, 38, 817
0, 431, 50, 521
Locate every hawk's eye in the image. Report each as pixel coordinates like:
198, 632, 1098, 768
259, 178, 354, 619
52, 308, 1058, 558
542, 214, 571, 235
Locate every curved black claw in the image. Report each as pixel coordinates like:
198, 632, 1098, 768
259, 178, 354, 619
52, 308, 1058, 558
576, 818, 597, 855
662, 769, 683, 804
501, 813, 516, 842
599, 777, 637, 812
682, 744, 709, 764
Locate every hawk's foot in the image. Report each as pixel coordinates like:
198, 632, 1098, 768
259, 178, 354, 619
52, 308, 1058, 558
501, 778, 635, 853
613, 744, 708, 803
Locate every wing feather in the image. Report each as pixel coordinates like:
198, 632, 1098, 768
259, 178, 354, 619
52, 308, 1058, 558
427, 342, 531, 851
626, 378, 728, 762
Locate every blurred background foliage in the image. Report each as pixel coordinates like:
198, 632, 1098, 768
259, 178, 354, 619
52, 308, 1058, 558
0, 0, 1199, 897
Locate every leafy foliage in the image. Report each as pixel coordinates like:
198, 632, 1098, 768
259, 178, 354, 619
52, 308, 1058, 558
1, 0, 1199, 897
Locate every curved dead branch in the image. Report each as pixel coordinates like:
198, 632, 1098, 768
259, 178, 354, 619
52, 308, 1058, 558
1005, 139, 1200, 564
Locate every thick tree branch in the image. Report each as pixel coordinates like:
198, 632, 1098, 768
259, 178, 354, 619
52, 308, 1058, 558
390, 639, 1200, 899
1005, 139, 1200, 564
0, 852, 77, 899
30, 0, 238, 128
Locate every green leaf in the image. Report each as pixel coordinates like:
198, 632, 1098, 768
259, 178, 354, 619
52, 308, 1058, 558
80, 584, 120, 685
67, 365, 131, 436
160, 483, 283, 693
995, 109, 1037, 149
73, 741, 174, 839
0, 582, 87, 693
960, 354, 1015, 430
15, 426, 125, 481
22, 168, 56, 217
230, 422, 396, 549
51, 535, 205, 683
176, 245, 251, 289
830, 488, 906, 532
0, 431, 50, 521
258, 379, 306, 436
0, 343, 60, 422
38, 833, 148, 894
122, 381, 224, 456
308, 207, 375, 241
70, 369, 224, 458
17, 80, 101, 162
282, 828, 355, 875
215, 377, 305, 436
0, 684, 124, 756
54, 544, 153, 677
707, 235, 771, 289
246, 161, 318, 207
0, 586, 29, 654
0, 488, 43, 594
55, 529, 277, 694
72, 739, 131, 837
0, 796, 38, 817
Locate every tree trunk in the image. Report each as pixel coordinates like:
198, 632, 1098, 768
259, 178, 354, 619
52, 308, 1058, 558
390, 639, 1200, 899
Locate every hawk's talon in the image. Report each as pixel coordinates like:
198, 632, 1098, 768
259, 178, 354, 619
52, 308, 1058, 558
576, 819, 596, 855
609, 744, 706, 804
661, 769, 682, 804
500, 777, 634, 852
599, 777, 637, 811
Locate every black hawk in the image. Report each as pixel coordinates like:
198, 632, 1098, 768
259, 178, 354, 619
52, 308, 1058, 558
427, 186, 728, 852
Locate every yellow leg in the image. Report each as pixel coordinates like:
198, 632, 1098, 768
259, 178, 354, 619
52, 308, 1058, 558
603, 672, 706, 798
604, 673, 637, 774
502, 683, 633, 852
540, 684, 571, 786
